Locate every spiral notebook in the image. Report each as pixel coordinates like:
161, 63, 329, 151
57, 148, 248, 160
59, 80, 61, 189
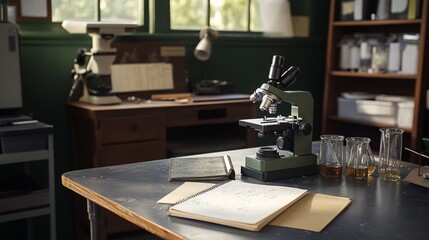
167, 180, 308, 231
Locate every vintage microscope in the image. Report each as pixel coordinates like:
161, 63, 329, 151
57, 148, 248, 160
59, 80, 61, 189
239, 55, 318, 181
62, 20, 137, 105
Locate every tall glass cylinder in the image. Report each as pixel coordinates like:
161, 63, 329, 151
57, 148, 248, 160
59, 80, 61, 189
378, 128, 404, 181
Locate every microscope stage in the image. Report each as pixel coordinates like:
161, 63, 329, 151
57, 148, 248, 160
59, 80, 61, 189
239, 117, 301, 132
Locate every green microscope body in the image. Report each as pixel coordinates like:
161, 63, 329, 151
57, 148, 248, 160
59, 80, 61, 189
239, 55, 318, 181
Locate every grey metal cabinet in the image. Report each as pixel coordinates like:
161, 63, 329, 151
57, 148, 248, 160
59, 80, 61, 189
0, 123, 55, 240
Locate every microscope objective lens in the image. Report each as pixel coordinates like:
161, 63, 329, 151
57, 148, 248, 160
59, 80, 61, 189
269, 104, 277, 114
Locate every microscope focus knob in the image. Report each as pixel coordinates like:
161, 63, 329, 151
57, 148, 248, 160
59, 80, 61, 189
276, 136, 292, 151
299, 123, 312, 136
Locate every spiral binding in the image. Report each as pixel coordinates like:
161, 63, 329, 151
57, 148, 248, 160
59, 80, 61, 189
173, 180, 233, 206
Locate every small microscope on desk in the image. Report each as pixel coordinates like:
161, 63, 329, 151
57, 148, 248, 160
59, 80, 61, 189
62, 20, 138, 105
239, 55, 318, 181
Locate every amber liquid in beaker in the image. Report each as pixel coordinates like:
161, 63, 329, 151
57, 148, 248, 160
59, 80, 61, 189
319, 164, 342, 177
368, 165, 376, 175
346, 167, 368, 179
384, 169, 401, 181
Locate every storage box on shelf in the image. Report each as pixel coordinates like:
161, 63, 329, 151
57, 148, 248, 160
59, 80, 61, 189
322, 0, 429, 161
397, 101, 415, 129
337, 93, 414, 130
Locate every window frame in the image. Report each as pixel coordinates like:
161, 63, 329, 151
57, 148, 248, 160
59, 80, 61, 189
151, 0, 321, 39
47, 0, 150, 32
169, 0, 254, 33
150, 0, 263, 37
17, 0, 323, 42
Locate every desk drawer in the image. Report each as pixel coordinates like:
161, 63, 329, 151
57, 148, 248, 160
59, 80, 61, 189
166, 103, 253, 126
98, 115, 162, 144
100, 141, 165, 166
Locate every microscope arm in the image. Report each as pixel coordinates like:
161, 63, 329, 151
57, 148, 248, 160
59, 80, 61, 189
258, 83, 314, 125
257, 83, 314, 156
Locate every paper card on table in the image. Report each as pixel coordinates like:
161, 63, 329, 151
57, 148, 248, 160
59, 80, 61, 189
404, 166, 429, 188
111, 63, 174, 92
270, 193, 351, 232
157, 182, 215, 205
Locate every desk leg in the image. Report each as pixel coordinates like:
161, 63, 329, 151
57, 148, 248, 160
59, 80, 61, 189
87, 200, 101, 240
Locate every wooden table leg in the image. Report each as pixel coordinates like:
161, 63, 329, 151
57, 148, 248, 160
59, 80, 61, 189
87, 200, 101, 240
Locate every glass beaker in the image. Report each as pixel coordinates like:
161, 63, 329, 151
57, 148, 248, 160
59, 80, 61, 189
319, 135, 344, 178
378, 128, 404, 181
345, 137, 376, 180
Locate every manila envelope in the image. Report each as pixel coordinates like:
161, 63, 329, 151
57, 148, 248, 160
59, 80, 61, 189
270, 193, 351, 232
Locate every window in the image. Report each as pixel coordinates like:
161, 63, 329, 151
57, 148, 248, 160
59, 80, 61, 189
51, 0, 144, 25
49, 0, 304, 36
170, 0, 263, 32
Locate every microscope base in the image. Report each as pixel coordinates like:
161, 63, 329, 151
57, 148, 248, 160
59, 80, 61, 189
241, 165, 318, 182
80, 95, 122, 105
245, 153, 317, 172
241, 153, 318, 181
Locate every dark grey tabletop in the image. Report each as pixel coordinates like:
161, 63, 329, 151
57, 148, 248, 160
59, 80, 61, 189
62, 146, 429, 240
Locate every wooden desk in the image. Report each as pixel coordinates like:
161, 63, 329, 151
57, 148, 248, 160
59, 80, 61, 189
67, 98, 257, 239
62, 146, 429, 240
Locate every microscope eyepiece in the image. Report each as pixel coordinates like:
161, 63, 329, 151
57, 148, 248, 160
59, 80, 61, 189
268, 55, 285, 80
267, 55, 300, 89
280, 66, 301, 88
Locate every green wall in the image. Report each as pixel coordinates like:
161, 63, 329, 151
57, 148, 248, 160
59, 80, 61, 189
14, 2, 329, 239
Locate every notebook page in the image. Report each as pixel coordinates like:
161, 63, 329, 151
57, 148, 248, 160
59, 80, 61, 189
170, 181, 307, 225
157, 182, 215, 204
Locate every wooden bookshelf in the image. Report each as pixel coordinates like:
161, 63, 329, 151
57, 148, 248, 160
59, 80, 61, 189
322, 0, 429, 162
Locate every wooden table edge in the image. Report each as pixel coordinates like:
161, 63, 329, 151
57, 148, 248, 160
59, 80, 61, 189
61, 175, 185, 240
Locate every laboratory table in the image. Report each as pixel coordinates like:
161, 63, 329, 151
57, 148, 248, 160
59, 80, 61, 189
67, 96, 258, 238
62, 146, 429, 240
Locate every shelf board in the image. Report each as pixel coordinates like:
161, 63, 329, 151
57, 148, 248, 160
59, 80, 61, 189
0, 206, 51, 223
0, 189, 50, 215
0, 149, 49, 165
328, 116, 412, 132
333, 19, 422, 27
330, 71, 417, 79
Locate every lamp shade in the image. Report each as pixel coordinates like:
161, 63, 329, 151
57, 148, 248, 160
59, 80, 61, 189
194, 27, 218, 61
194, 34, 211, 61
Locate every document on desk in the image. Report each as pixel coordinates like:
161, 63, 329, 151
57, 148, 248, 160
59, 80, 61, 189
270, 193, 351, 232
111, 63, 174, 92
157, 182, 215, 205
162, 182, 351, 232
404, 166, 429, 188
167, 180, 308, 231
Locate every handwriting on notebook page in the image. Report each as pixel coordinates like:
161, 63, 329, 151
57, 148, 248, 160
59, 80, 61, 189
172, 181, 307, 224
